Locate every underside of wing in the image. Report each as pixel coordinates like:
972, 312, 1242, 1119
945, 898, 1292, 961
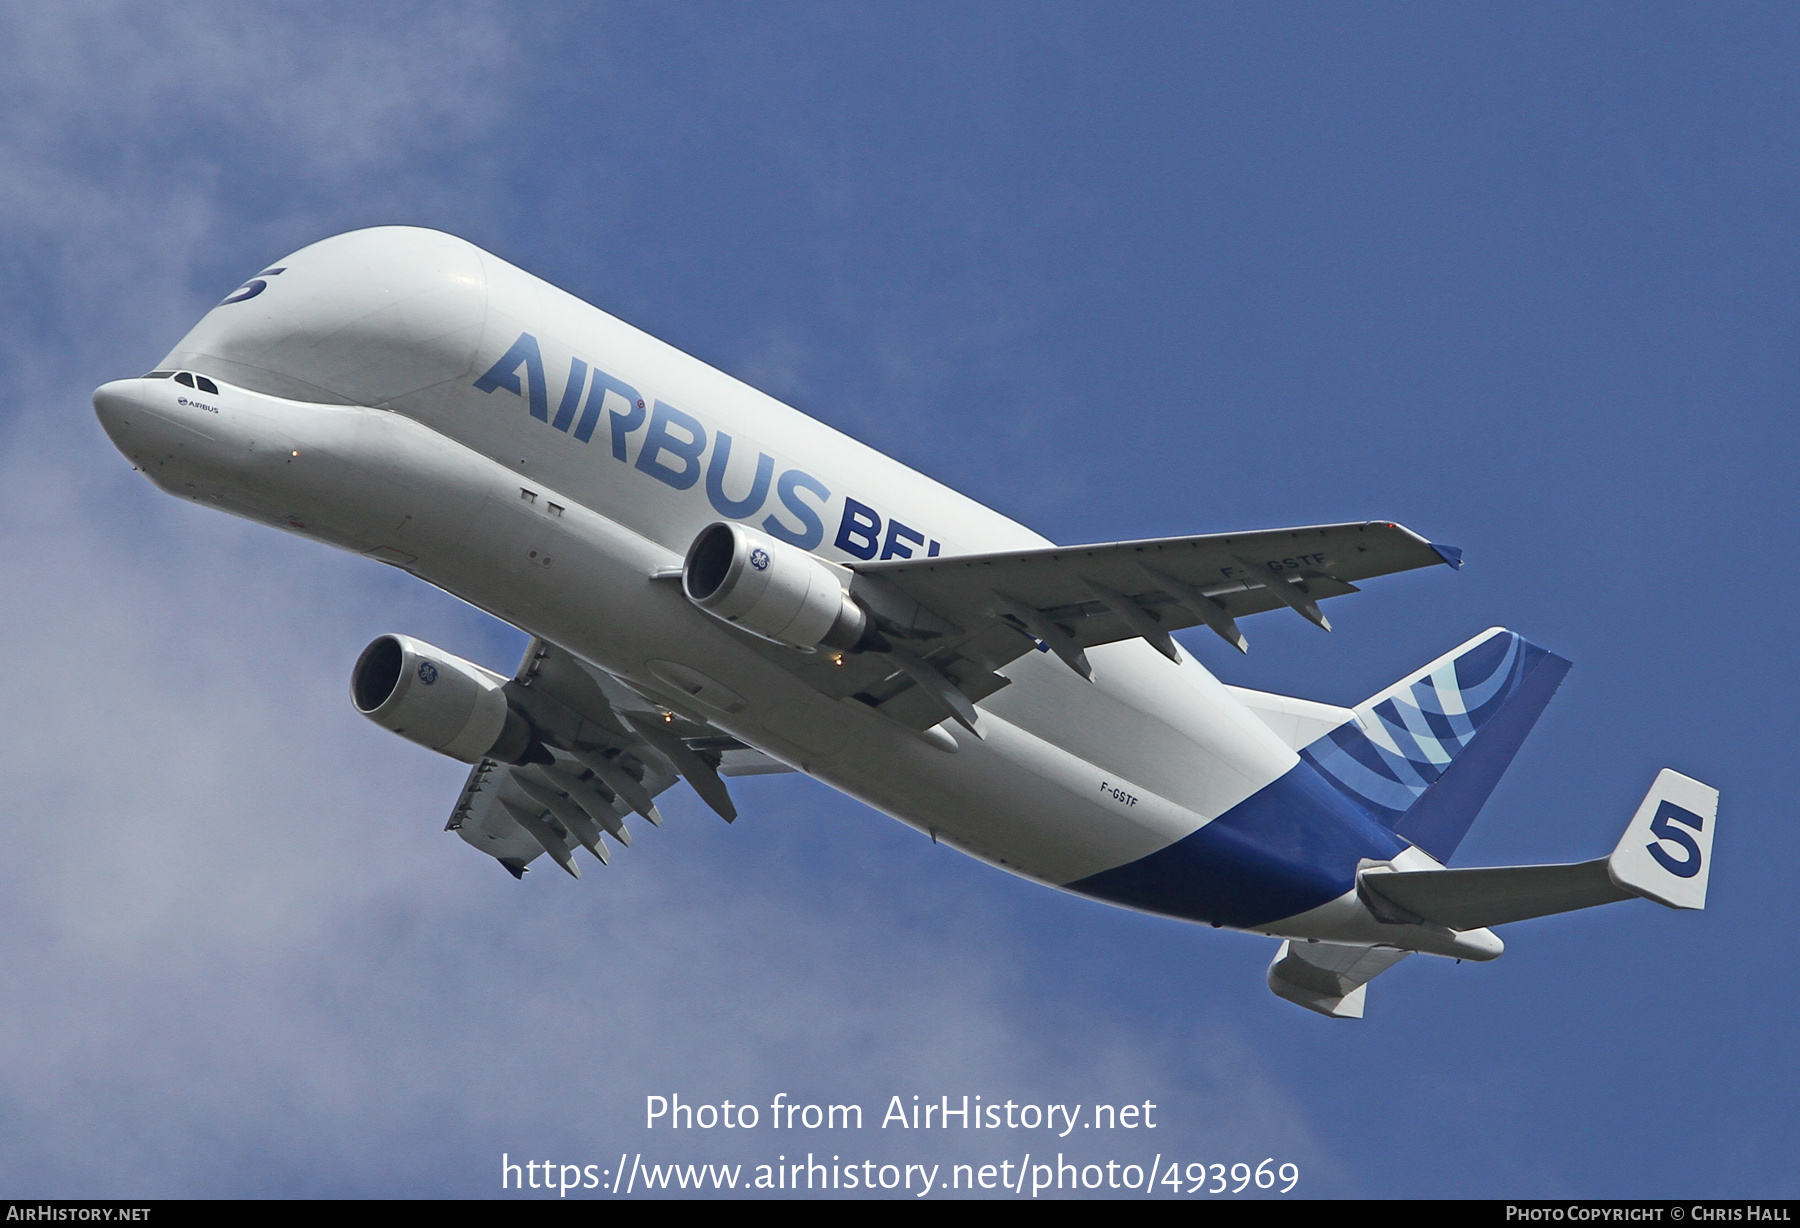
445, 638, 792, 878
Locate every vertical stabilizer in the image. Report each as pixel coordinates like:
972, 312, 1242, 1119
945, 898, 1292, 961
1300, 628, 1571, 862
1266, 941, 1410, 1018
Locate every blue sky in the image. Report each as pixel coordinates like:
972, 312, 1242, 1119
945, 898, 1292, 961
0, 2, 1793, 1198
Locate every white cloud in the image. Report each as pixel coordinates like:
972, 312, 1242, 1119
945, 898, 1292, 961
0, 1, 515, 378
0, 3, 1337, 1197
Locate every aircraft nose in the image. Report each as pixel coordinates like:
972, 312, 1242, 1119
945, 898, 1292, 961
92, 378, 147, 450
92, 377, 201, 469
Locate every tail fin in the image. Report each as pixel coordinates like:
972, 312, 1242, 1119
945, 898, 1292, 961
1299, 628, 1571, 862
1267, 940, 1410, 1019
1607, 768, 1718, 910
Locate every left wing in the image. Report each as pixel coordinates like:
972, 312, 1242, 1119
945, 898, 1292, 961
446, 638, 791, 878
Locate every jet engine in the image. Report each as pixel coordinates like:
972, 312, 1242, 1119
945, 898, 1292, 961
682, 521, 868, 652
351, 633, 539, 764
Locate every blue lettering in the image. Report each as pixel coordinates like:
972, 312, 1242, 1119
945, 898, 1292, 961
763, 470, 830, 550
705, 432, 774, 519
1646, 800, 1705, 879
219, 279, 266, 305
473, 332, 548, 422
550, 357, 589, 432
635, 402, 707, 490
579, 369, 646, 451
881, 519, 925, 560
471, 341, 868, 560
835, 497, 882, 560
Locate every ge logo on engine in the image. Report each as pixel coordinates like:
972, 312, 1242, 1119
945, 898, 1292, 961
749, 548, 770, 571
418, 661, 439, 685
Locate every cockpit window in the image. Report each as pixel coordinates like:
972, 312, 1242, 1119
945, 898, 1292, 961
174, 372, 195, 388
195, 376, 219, 394
143, 371, 174, 379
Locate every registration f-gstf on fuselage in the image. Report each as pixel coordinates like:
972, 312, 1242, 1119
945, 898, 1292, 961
92, 227, 1718, 1017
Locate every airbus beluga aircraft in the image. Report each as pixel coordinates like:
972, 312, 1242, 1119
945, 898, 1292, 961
93, 227, 1717, 1017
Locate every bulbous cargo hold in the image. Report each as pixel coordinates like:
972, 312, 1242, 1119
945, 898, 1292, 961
351, 634, 540, 765
682, 521, 868, 652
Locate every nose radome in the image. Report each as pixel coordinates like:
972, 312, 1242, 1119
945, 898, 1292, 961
92, 379, 144, 444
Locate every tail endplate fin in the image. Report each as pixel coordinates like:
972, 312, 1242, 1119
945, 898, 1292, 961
1300, 628, 1571, 862
1607, 768, 1718, 910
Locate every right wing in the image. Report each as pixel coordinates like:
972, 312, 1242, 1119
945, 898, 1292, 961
822, 520, 1457, 736
854, 519, 1458, 657
445, 637, 792, 878
640, 519, 1457, 742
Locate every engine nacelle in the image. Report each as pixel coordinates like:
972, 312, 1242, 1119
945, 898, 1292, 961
682, 522, 867, 652
350, 634, 536, 764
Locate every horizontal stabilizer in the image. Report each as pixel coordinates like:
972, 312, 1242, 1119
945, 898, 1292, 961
1362, 859, 1628, 930
1267, 940, 1410, 1019
1359, 769, 1720, 929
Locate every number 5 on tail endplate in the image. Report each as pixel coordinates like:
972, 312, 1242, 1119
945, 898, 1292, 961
1646, 800, 1705, 878
1607, 769, 1719, 910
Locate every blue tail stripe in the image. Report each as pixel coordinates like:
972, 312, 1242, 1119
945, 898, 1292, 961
1441, 697, 1479, 742
1303, 741, 1423, 817
1299, 630, 1570, 861
1344, 717, 1435, 792
1438, 633, 1522, 715
1364, 708, 1448, 786
1412, 702, 1465, 749
1390, 650, 1570, 860
1364, 703, 1442, 785
1066, 629, 1569, 926
1310, 724, 1426, 802
1387, 699, 1459, 765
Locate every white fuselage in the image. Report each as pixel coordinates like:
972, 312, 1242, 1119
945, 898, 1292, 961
94, 226, 1479, 956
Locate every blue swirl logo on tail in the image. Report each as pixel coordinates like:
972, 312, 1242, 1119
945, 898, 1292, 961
1299, 629, 1570, 860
